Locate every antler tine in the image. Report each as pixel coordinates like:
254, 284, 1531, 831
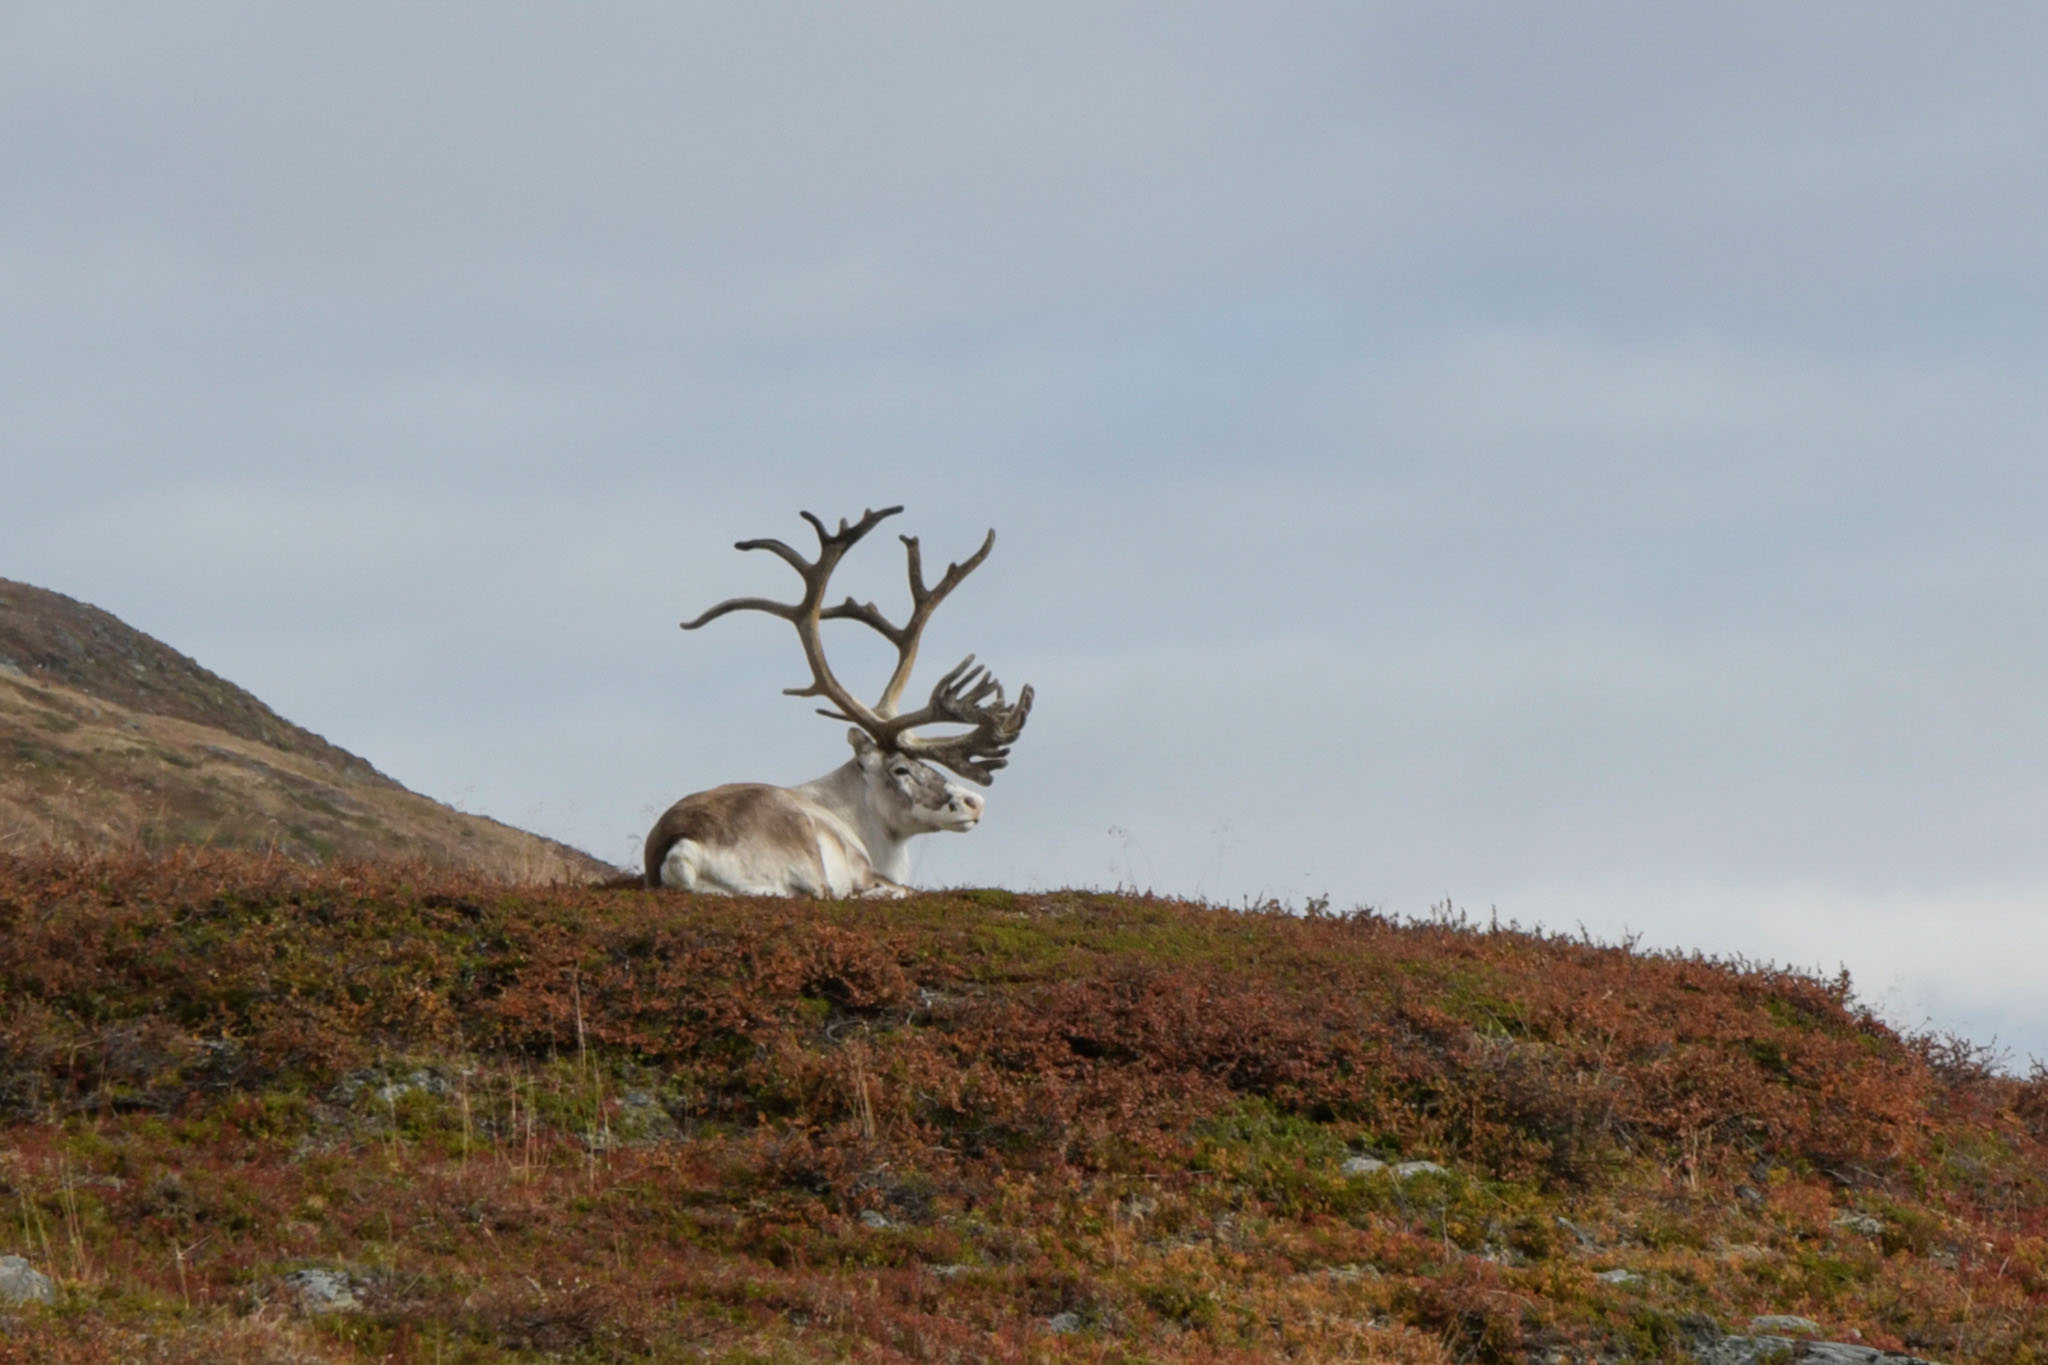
729, 534, 811, 575
812, 526, 1000, 717
679, 506, 1030, 783
803, 505, 904, 562
819, 595, 903, 643
887, 653, 1035, 785
679, 506, 908, 736
680, 594, 799, 630
872, 528, 997, 715
684, 503, 902, 626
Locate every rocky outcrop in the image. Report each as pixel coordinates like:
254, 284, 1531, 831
1691, 1317, 1946, 1364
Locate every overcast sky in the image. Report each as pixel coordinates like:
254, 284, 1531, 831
6, 4, 2045, 1059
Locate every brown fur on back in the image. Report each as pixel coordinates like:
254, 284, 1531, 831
642, 783, 819, 887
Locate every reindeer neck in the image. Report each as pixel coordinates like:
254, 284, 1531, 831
795, 760, 913, 881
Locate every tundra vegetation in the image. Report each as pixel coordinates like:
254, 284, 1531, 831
1, 849, 2045, 1362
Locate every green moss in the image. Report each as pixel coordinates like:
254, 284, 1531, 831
1140, 1275, 1220, 1329
1874, 1199, 1945, 1257
1619, 1307, 1691, 1360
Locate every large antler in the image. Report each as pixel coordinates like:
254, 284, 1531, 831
681, 506, 1034, 785
889, 653, 1034, 785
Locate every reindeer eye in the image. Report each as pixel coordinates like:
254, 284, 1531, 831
891, 765, 911, 778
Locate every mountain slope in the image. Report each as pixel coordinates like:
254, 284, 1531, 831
0, 578, 610, 880
0, 579, 385, 782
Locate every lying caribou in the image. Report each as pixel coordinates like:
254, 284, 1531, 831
643, 506, 1032, 896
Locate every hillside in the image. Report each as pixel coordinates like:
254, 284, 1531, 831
0, 579, 385, 780
0, 849, 2041, 1363
0, 579, 610, 880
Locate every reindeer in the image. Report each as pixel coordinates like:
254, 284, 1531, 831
644, 506, 1032, 896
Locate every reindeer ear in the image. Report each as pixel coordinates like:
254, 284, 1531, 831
846, 727, 879, 757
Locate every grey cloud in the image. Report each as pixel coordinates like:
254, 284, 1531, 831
5, 2, 2046, 1056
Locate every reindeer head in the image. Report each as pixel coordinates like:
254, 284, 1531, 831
681, 505, 1034, 790
845, 727, 986, 838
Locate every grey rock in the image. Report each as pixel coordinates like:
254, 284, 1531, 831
613, 1090, 684, 1144
374, 1069, 448, 1104
330, 1068, 444, 1107
283, 1268, 361, 1314
1834, 1212, 1886, 1236
0, 1255, 53, 1305
1595, 1268, 1639, 1284
1556, 1215, 1600, 1249
1046, 1311, 1083, 1334
1320, 1263, 1378, 1283
1342, 1156, 1448, 1180
1751, 1315, 1824, 1336
1691, 1328, 1946, 1364
859, 1210, 894, 1229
